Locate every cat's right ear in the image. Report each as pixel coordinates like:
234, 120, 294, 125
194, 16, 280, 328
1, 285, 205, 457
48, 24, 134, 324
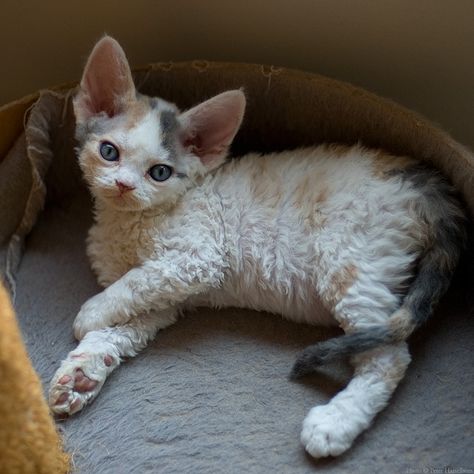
178, 90, 246, 171
73, 36, 135, 124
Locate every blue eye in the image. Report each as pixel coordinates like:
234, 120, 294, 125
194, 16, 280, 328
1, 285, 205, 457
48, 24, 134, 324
99, 142, 119, 161
149, 165, 173, 182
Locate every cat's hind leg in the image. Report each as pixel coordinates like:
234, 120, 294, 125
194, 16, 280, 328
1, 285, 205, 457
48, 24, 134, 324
297, 262, 412, 457
49, 309, 177, 415
300, 341, 410, 457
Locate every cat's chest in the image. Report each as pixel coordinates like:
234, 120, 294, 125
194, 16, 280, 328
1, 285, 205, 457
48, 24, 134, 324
87, 210, 155, 287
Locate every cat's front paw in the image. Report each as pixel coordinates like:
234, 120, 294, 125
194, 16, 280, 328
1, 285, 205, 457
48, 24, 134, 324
49, 351, 117, 415
73, 292, 127, 340
301, 404, 363, 458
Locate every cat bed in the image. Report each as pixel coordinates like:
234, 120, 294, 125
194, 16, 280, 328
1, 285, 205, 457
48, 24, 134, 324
1, 62, 473, 473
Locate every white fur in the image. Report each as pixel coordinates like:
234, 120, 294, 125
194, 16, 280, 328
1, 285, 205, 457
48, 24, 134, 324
48, 36, 426, 458
51, 141, 422, 457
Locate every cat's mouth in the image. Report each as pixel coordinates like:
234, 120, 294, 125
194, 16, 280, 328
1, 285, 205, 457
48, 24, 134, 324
99, 189, 143, 211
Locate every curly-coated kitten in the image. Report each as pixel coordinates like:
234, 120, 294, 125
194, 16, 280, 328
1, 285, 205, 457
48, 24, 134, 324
49, 37, 466, 458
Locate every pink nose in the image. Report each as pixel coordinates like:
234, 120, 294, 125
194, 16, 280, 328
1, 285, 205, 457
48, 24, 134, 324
115, 180, 135, 193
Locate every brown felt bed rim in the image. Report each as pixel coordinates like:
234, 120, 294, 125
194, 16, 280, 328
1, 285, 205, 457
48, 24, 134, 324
1, 61, 473, 215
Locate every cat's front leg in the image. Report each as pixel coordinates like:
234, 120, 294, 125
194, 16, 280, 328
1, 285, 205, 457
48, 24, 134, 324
50, 309, 177, 415
72, 281, 135, 340
73, 251, 225, 339
73, 263, 168, 339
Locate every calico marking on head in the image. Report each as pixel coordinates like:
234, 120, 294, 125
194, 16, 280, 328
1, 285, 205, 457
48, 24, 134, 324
73, 36, 246, 211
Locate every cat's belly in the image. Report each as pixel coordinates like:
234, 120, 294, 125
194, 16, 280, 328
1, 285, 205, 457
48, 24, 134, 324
188, 274, 336, 327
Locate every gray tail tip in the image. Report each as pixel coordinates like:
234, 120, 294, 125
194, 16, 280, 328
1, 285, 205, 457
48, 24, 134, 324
289, 344, 331, 380
290, 328, 395, 379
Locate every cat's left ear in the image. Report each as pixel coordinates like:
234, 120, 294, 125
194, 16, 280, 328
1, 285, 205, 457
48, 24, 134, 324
74, 36, 136, 124
179, 90, 246, 171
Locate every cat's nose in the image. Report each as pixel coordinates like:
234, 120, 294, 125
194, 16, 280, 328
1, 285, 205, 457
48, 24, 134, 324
115, 180, 136, 193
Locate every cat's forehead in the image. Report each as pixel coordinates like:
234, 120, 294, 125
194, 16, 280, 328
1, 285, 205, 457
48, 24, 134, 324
89, 97, 181, 161
126, 96, 179, 135
125, 105, 179, 157
78, 95, 180, 152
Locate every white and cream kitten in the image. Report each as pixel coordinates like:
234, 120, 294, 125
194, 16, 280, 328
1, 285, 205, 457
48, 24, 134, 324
49, 37, 466, 458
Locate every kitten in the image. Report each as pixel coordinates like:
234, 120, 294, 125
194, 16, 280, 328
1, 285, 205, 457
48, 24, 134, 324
49, 37, 466, 458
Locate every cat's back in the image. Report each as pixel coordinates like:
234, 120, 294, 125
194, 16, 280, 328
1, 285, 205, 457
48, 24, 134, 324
201, 144, 461, 322
211, 144, 450, 267
213, 144, 420, 220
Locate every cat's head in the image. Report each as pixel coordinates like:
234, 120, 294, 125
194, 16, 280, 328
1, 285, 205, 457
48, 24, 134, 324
73, 36, 245, 211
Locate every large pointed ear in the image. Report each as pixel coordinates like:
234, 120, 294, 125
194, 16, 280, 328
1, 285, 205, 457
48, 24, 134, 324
73, 36, 135, 124
179, 90, 246, 170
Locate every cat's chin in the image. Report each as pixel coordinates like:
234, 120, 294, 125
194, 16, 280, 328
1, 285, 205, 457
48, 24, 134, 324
97, 194, 147, 212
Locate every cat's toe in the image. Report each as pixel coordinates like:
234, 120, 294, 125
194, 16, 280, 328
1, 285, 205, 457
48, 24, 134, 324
301, 405, 357, 458
73, 368, 98, 392
50, 388, 87, 416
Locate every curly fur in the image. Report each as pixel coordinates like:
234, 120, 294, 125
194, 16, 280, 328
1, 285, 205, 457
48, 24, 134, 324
49, 37, 466, 459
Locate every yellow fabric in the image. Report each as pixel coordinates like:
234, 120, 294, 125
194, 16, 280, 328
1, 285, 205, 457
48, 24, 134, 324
0, 283, 69, 474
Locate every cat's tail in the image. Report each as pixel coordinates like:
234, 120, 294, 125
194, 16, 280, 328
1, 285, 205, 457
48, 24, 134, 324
291, 169, 467, 379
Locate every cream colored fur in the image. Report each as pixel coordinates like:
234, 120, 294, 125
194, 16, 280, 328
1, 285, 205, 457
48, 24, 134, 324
51, 137, 424, 457
48, 37, 460, 458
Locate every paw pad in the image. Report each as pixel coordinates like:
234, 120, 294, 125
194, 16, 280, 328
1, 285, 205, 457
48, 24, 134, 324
58, 375, 72, 385
56, 392, 69, 404
73, 369, 98, 392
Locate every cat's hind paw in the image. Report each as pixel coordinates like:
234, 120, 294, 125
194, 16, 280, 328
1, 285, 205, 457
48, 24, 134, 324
49, 352, 116, 415
301, 404, 362, 458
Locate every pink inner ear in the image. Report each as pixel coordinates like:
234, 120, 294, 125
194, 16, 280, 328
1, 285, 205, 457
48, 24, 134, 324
181, 91, 246, 169
74, 37, 135, 122
184, 118, 230, 159
82, 67, 123, 117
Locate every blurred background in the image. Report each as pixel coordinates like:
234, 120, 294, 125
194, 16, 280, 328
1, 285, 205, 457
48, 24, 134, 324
1, 0, 473, 149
